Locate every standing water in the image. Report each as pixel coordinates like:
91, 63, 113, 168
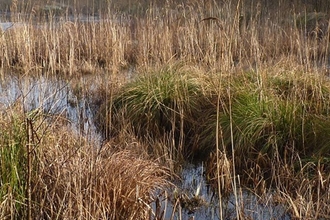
0, 73, 291, 219
152, 163, 291, 220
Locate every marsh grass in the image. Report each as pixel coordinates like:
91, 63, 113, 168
272, 157, 330, 219
201, 70, 330, 167
2, 0, 330, 219
98, 64, 210, 160
0, 102, 171, 219
98, 60, 330, 216
103, 64, 330, 216
34, 135, 170, 219
2, 0, 330, 76
0, 107, 28, 219
295, 12, 330, 40
199, 70, 330, 218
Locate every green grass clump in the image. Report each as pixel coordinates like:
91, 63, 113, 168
101, 65, 209, 159
200, 71, 330, 172
104, 68, 330, 167
221, 92, 321, 158
0, 110, 28, 219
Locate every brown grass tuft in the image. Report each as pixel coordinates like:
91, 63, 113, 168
32, 122, 171, 219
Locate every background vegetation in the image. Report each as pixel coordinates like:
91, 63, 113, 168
1, 0, 330, 15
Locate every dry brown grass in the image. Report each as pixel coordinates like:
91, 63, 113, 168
274, 159, 330, 219
0, 104, 171, 219
205, 150, 330, 218
33, 118, 171, 220
0, 0, 329, 77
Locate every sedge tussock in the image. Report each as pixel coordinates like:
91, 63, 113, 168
99, 64, 209, 159
34, 123, 170, 220
0, 104, 170, 219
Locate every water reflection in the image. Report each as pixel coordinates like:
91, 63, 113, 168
157, 163, 291, 220
0, 22, 15, 31
0, 74, 100, 143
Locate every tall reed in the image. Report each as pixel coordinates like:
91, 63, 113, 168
1, 0, 329, 76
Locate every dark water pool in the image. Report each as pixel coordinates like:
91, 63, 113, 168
152, 163, 291, 220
